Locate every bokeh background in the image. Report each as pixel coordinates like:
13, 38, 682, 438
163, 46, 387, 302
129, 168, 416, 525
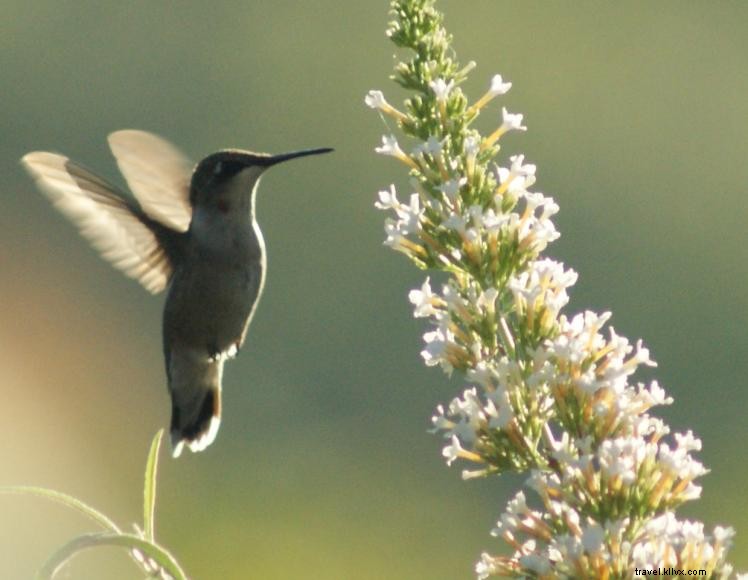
2, 2, 747, 578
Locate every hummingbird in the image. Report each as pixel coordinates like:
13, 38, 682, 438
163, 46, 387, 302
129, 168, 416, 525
22, 130, 332, 457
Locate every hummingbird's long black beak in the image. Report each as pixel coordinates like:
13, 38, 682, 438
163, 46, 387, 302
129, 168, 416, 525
263, 147, 334, 167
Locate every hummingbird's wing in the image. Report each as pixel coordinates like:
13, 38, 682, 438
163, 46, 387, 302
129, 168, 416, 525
107, 130, 193, 233
22, 152, 181, 294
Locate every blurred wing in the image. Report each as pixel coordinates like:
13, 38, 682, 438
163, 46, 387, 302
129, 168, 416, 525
22, 151, 174, 294
108, 130, 193, 232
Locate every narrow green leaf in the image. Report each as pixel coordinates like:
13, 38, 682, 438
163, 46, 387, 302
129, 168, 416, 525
143, 429, 164, 543
0, 486, 120, 533
36, 531, 188, 580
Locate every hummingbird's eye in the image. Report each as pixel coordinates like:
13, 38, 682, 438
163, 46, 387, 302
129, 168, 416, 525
213, 161, 223, 175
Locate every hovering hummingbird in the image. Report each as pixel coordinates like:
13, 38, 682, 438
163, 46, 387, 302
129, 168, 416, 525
22, 130, 332, 457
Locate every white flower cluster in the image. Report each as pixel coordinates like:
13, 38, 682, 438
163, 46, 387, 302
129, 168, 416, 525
408, 277, 502, 373
374, 185, 424, 255
475, 487, 739, 579
508, 258, 577, 332
632, 513, 739, 578
373, 151, 560, 275
534, 428, 708, 515
369, 11, 738, 573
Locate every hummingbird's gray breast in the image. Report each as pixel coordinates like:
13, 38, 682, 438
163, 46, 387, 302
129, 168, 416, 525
163, 216, 266, 360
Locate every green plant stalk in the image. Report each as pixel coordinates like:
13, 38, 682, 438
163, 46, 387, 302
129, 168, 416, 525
2, 430, 188, 579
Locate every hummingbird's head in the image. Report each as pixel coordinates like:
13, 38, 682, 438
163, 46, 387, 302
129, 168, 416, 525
189, 147, 333, 213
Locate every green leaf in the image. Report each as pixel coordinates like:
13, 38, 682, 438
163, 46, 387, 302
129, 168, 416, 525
36, 531, 188, 580
143, 429, 164, 543
0, 486, 120, 533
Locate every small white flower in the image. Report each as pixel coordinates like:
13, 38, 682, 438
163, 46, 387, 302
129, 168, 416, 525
431, 404, 455, 433
477, 288, 498, 311
467, 362, 498, 390
461, 468, 489, 480
519, 553, 551, 575
430, 78, 455, 102
639, 381, 673, 407
509, 259, 576, 322
510, 154, 537, 180
523, 191, 549, 215
442, 214, 467, 233
523, 218, 561, 252
382, 219, 406, 249
364, 89, 408, 122
443, 434, 467, 465
399, 193, 423, 235
501, 107, 527, 132
539, 197, 560, 220
487, 390, 513, 429
488, 74, 512, 96
632, 339, 657, 368
375, 134, 405, 157
467, 205, 485, 226
496, 159, 535, 194
374, 184, 399, 210
475, 553, 499, 580
422, 327, 451, 369
506, 491, 528, 514
469, 75, 512, 116
409, 277, 442, 318
364, 90, 388, 110
423, 135, 444, 156
464, 227, 479, 243
714, 526, 736, 544
464, 135, 480, 158
439, 177, 466, 201
658, 437, 708, 481
675, 430, 701, 452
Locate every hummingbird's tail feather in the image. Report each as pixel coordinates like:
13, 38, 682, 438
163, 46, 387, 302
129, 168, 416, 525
170, 387, 221, 458
167, 349, 223, 458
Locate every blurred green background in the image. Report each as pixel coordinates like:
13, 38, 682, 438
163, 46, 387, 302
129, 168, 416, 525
2, 1, 747, 578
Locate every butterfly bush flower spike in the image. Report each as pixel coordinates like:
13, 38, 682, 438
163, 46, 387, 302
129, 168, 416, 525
368, 1, 741, 577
